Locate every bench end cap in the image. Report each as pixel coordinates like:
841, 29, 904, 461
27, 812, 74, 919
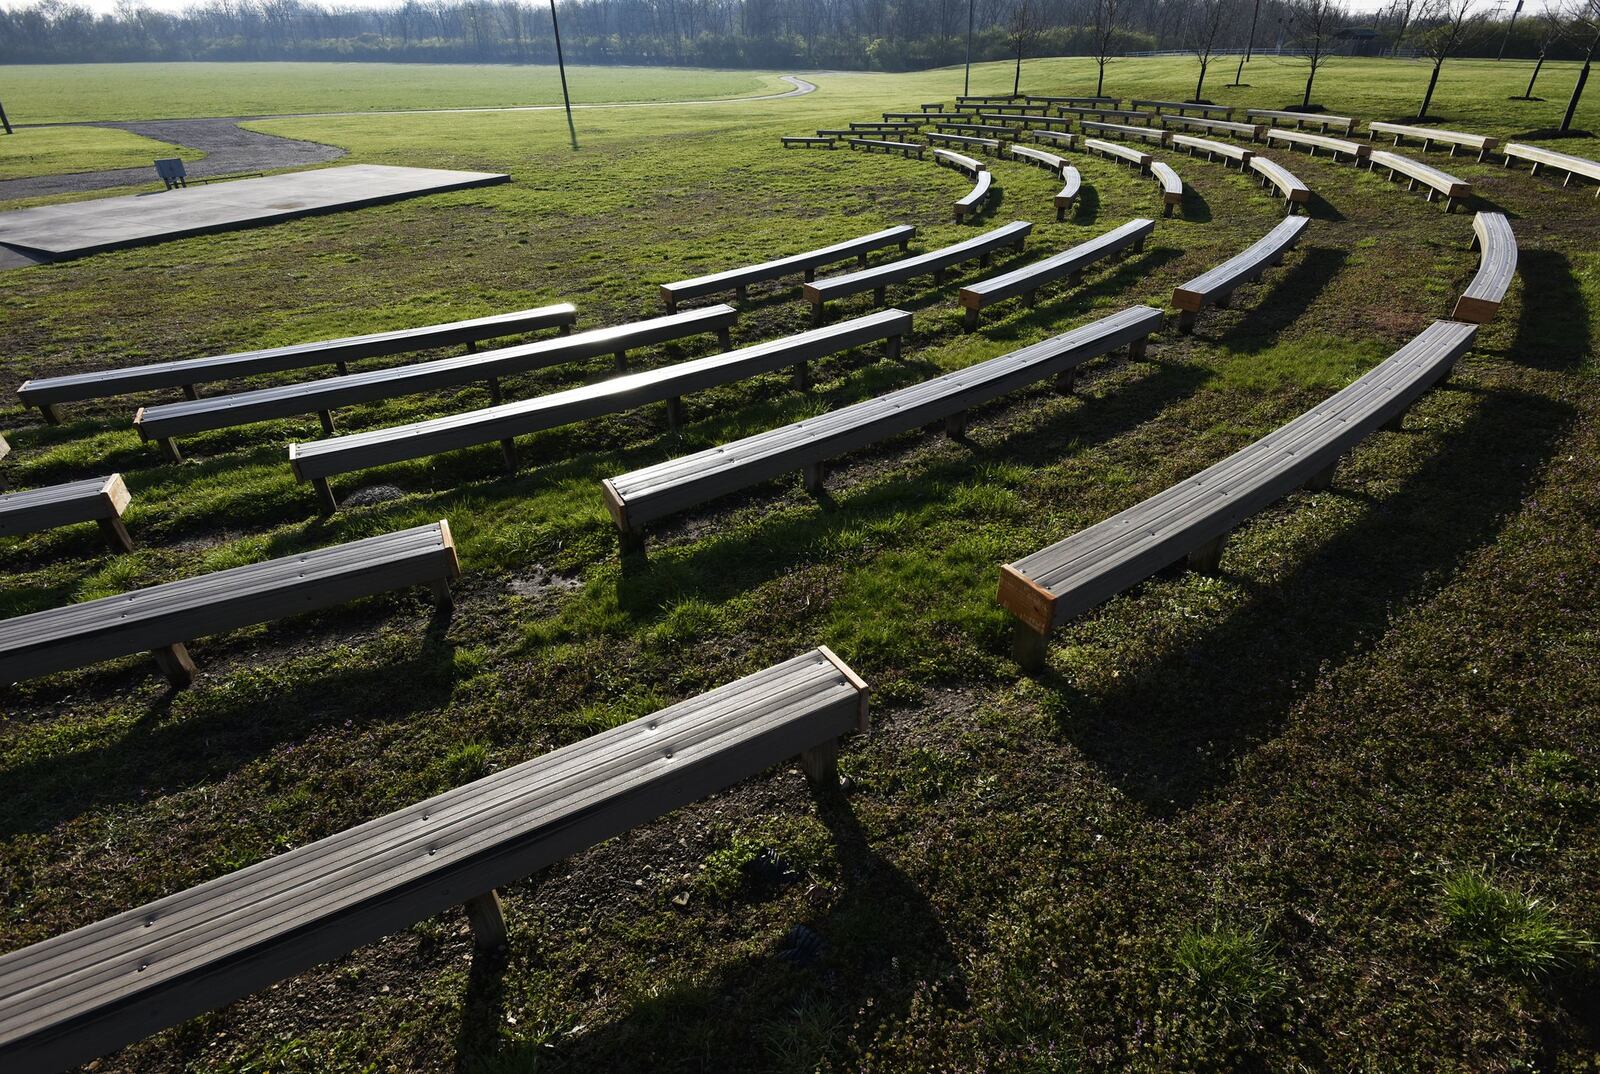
816, 644, 871, 733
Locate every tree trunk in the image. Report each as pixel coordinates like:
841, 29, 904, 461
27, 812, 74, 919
1525, 53, 1545, 98
1014, 48, 1023, 95
1195, 60, 1207, 101
1097, 61, 1106, 96
1561, 60, 1591, 132
1303, 65, 1316, 108
1418, 62, 1442, 119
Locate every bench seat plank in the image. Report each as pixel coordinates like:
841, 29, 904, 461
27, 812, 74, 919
1171, 216, 1309, 330
1246, 108, 1357, 134
1150, 162, 1184, 215
1028, 95, 1121, 108
601, 305, 1162, 542
1170, 133, 1255, 168
1131, 98, 1234, 118
1082, 120, 1171, 145
999, 320, 1477, 664
659, 225, 915, 310
802, 221, 1031, 322
1248, 154, 1311, 212
1501, 142, 1600, 195
288, 310, 913, 501
1366, 150, 1470, 212
0, 521, 460, 686
1030, 129, 1078, 151
0, 474, 133, 551
1159, 114, 1265, 141
954, 171, 995, 222
0, 648, 868, 1073
133, 306, 738, 456
934, 149, 986, 177
781, 136, 836, 148
1264, 128, 1371, 161
16, 305, 579, 423
958, 218, 1154, 329
1452, 212, 1516, 324
1367, 121, 1499, 161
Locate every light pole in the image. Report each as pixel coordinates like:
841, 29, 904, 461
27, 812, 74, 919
549, 0, 578, 150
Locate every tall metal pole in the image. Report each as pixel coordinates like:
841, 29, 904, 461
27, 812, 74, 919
549, 0, 579, 150
1498, 0, 1524, 59
964, 0, 975, 95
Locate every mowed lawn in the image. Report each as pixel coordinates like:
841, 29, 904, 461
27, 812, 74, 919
1, 56, 1598, 1072
0, 124, 203, 181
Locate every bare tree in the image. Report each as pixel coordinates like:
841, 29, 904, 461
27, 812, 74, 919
1231, 0, 1263, 86
1188, 0, 1235, 101
1383, 0, 1420, 53
1090, 0, 1125, 97
1561, 0, 1600, 131
1515, 3, 1565, 98
1282, 0, 1348, 108
1006, 0, 1044, 96
1410, 0, 1488, 118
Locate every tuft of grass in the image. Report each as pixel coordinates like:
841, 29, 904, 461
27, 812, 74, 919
1171, 922, 1286, 1021
435, 743, 491, 788
1439, 870, 1591, 978
699, 834, 764, 900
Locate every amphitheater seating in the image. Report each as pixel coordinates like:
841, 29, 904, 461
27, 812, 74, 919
1502, 143, 1600, 195
850, 121, 919, 132
802, 221, 1031, 323
1171, 216, 1310, 332
0, 474, 134, 552
979, 113, 1074, 132
957, 218, 1155, 331
0, 648, 867, 1073
936, 122, 1017, 138
1008, 143, 1068, 175
1028, 95, 1121, 108
1031, 129, 1078, 151
1160, 114, 1266, 141
1150, 162, 1184, 216
1131, 99, 1234, 118
998, 319, 1478, 670
1264, 128, 1371, 162
1366, 150, 1470, 212
782, 136, 836, 149
601, 305, 1163, 552
958, 94, 1024, 105
1249, 155, 1311, 213
935, 148, 986, 177
659, 225, 916, 311
1451, 212, 1517, 324
1170, 133, 1255, 169
955, 171, 996, 222
928, 132, 1001, 154
847, 137, 925, 158
15, 304, 579, 425
882, 111, 933, 122
1062, 106, 1155, 125
920, 102, 945, 111
1084, 137, 1152, 173
1056, 168, 1083, 220
133, 306, 738, 462
1367, 121, 1498, 162
1246, 108, 1357, 134
0, 521, 460, 689
1081, 120, 1171, 146
289, 311, 914, 511
978, 103, 1051, 115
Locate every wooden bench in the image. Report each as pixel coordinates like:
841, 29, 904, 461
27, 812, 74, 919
1170, 133, 1255, 169
1084, 137, 1152, 174
850, 121, 919, 132
1159, 114, 1266, 141
958, 94, 1024, 105
660, 225, 915, 311
291, 310, 913, 511
1150, 162, 1184, 217
0, 521, 460, 689
926, 132, 1001, 155
980, 113, 1074, 132
954, 170, 996, 223
1081, 120, 1171, 146
1265, 128, 1371, 162
16, 305, 579, 426
1008, 143, 1068, 175
936, 122, 1016, 138
1131, 98, 1234, 118
1028, 95, 1121, 108
1055, 168, 1083, 221
921, 102, 946, 111
134, 307, 738, 462
958, 218, 1155, 331
1502, 142, 1600, 196
802, 221, 1030, 324
1248, 155, 1312, 213
1246, 108, 1357, 134
0, 474, 134, 552
0, 648, 867, 1072
882, 112, 933, 122
781, 136, 836, 149
1171, 215, 1308, 332
1061, 106, 1156, 125
846, 137, 925, 158
602, 305, 1163, 552
1367, 121, 1498, 162
934, 148, 986, 177
998, 318, 1476, 670
1365, 150, 1470, 213
0, 433, 9, 466
1030, 129, 1078, 151
1451, 211, 1517, 324
977, 103, 1050, 115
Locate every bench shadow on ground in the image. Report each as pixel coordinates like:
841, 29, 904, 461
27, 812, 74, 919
1205, 245, 1349, 353
453, 784, 965, 1073
0, 628, 460, 839
1303, 190, 1345, 222
1177, 185, 1212, 223
1039, 382, 1575, 817
1509, 248, 1590, 371
1072, 184, 1101, 225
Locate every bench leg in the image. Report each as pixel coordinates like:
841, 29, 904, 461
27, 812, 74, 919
500, 438, 518, 473
614, 350, 628, 372
318, 410, 336, 436
337, 360, 351, 376
717, 326, 732, 350
618, 526, 647, 557
793, 361, 811, 391
800, 739, 840, 786
962, 307, 979, 333
885, 334, 903, 361
944, 412, 968, 440
97, 515, 136, 553
735, 284, 748, 302
1012, 621, 1051, 673
558, 323, 572, 336
1186, 533, 1227, 575
1304, 459, 1339, 492
1177, 309, 1197, 334
151, 642, 198, 689
313, 476, 338, 515
873, 286, 888, 306
1445, 197, 1458, 214
665, 396, 685, 431
802, 460, 827, 494
39, 403, 63, 425
464, 891, 508, 951
856, 252, 869, 268
810, 301, 825, 327
428, 577, 454, 612
487, 377, 503, 405
158, 437, 184, 465
1128, 335, 1148, 359
1055, 368, 1076, 394
182, 383, 199, 401
1383, 408, 1406, 432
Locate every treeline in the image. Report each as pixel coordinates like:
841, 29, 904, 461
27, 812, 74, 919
0, 0, 1593, 68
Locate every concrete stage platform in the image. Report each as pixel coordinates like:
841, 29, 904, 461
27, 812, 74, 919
0, 164, 509, 264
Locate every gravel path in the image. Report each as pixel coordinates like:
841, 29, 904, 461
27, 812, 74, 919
0, 75, 818, 204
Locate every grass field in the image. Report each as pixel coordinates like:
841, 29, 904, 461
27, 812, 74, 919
2, 55, 1599, 1072
0, 124, 203, 181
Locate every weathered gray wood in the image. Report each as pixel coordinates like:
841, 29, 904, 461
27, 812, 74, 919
954, 171, 995, 222
15, 304, 579, 419
1265, 128, 1372, 162
1150, 162, 1184, 216
660, 227, 916, 311
1451, 212, 1516, 324
0, 474, 132, 551
1081, 120, 1171, 146
926, 132, 1001, 154
1170, 134, 1255, 168
1026, 95, 1121, 107
1245, 108, 1357, 134
0, 648, 868, 1074
1131, 98, 1234, 118
934, 149, 986, 178
1160, 114, 1266, 141
133, 306, 739, 451
1248, 154, 1312, 213
1366, 150, 1471, 212
802, 221, 1031, 322
601, 305, 1163, 543
781, 136, 836, 149
1368, 121, 1499, 162
1172, 216, 1309, 332
0, 521, 461, 685
845, 137, 924, 158
1083, 137, 1152, 174
1502, 142, 1600, 194
999, 319, 1477, 667
958, 218, 1154, 330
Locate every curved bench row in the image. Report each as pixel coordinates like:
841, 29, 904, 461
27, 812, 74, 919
804, 220, 1031, 323
659, 224, 915, 311
1171, 216, 1309, 332
999, 318, 1478, 669
1452, 211, 1517, 324
960, 217, 1154, 331
0, 473, 134, 552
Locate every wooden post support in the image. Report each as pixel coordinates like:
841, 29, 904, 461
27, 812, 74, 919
40, 403, 63, 426
150, 643, 198, 689
885, 334, 903, 361
1305, 459, 1339, 492
97, 515, 136, 553
337, 360, 352, 375
318, 410, 336, 436
717, 326, 732, 350
464, 891, 508, 951
1177, 309, 1197, 334
802, 461, 827, 494
793, 361, 811, 391
499, 438, 518, 473
1383, 409, 1406, 432
618, 527, 647, 558
487, 377, 503, 405
962, 307, 979, 333
1128, 335, 1149, 359
614, 350, 628, 372
664, 396, 685, 431
1012, 622, 1051, 672
800, 739, 840, 786
158, 437, 184, 465
944, 412, 968, 440
735, 284, 748, 301
810, 301, 825, 327
313, 477, 338, 515
428, 578, 454, 612
1187, 533, 1227, 575
873, 285, 888, 305
1055, 369, 1076, 395
181, 384, 199, 401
